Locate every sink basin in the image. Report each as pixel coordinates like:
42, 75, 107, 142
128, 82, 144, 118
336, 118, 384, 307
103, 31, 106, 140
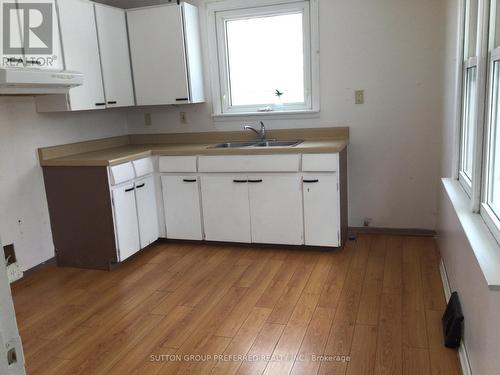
208, 139, 303, 149
209, 141, 259, 149
252, 140, 303, 147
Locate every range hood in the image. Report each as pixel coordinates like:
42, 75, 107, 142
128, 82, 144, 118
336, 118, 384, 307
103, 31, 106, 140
0, 68, 83, 95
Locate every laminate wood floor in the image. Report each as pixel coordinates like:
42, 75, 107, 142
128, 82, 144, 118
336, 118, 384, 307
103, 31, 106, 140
12, 235, 461, 375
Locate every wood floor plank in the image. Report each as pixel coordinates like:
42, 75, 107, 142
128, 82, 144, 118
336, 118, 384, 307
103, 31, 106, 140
106, 306, 192, 375
12, 238, 461, 375
235, 322, 286, 375
374, 293, 402, 375
425, 309, 461, 375
345, 324, 378, 375
402, 238, 428, 348
215, 257, 285, 338
290, 307, 335, 375
324, 238, 369, 357
403, 347, 431, 375
356, 236, 386, 325
420, 238, 446, 311
382, 236, 403, 295
211, 307, 272, 375
263, 292, 320, 375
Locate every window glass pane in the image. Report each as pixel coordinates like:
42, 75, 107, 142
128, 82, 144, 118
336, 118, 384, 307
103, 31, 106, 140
466, 0, 478, 58
488, 62, 500, 218
225, 12, 305, 107
461, 66, 477, 180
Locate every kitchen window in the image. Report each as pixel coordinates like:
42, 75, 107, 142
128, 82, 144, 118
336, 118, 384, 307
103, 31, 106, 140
459, 0, 480, 194
481, 0, 500, 244
207, 0, 319, 116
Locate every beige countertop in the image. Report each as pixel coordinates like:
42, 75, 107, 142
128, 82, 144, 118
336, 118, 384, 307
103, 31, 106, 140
39, 128, 349, 167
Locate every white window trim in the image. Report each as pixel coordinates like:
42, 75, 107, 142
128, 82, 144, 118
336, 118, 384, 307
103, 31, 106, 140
206, 0, 320, 118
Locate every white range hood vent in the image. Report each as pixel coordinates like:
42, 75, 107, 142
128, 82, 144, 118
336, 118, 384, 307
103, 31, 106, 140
0, 68, 83, 95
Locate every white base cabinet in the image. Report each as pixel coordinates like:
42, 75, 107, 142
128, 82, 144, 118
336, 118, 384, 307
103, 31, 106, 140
248, 175, 304, 245
112, 183, 140, 261
303, 174, 340, 247
200, 175, 252, 243
162, 175, 203, 240
135, 176, 160, 248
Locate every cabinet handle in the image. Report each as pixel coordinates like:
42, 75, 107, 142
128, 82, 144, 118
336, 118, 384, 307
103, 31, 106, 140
303, 179, 319, 183
248, 179, 263, 183
95, 102, 106, 106
125, 187, 135, 192
233, 179, 248, 183
136, 183, 145, 189
175, 98, 189, 102
183, 179, 197, 183
107, 101, 117, 105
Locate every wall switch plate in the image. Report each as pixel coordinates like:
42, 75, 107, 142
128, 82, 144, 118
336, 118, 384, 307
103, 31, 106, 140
355, 90, 364, 104
180, 112, 187, 124
144, 113, 152, 126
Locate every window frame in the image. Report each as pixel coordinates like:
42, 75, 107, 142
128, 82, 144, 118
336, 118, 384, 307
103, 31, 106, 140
480, 0, 500, 245
206, 0, 320, 117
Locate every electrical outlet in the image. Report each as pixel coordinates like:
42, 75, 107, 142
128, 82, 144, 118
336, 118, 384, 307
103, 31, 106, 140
355, 90, 364, 104
180, 112, 187, 124
144, 113, 152, 126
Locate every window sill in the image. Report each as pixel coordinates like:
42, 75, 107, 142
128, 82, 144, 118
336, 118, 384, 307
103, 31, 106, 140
212, 109, 320, 121
442, 178, 500, 291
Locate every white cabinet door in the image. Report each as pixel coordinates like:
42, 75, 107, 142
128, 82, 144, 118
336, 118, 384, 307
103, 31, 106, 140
94, 4, 134, 108
57, 0, 105, 110
127, 4, 190, 105
112, 183, 140, 261
162, 175, 203, 240
135, 176, 159, 248
200, 175, 251, 243
303, 174, 340, 247
248, 175, 304, 245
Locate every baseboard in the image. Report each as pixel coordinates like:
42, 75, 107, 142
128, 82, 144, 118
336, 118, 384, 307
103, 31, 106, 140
11, 257, 56, 285
439, 259, 473, 375
348, 227, 436, 237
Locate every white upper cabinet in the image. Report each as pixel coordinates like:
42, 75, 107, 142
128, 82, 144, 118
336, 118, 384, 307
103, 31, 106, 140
54, 0, 105, 110
94, 4, 134, 108
127, 2, 205, 106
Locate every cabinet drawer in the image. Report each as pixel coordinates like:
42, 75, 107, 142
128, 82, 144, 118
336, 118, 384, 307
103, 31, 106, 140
159, 156, 197, 172
198, 155, 300, 173
109, 162, 135, 185
132, 157, 154, 178
302, 154, 339, 172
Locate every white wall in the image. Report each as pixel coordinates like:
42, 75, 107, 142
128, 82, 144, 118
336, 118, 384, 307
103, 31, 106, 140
0, 97, 128, 271
438, 1, 500, 374
127, 0, 447, 230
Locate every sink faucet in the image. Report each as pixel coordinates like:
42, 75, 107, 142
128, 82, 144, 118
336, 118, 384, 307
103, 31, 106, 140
244, 121, 266, 141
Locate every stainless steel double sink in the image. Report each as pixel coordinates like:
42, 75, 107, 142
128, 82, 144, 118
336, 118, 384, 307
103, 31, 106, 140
209, 140, 303, 149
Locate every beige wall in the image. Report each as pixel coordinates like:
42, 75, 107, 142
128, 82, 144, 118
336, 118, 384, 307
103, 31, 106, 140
127, 0, 447, 230
0, 97, 128, 270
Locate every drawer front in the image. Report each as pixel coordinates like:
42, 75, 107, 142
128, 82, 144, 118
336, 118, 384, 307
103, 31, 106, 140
198, 155, 300, 173
159, 156, 197, 173
132, 157, 154, 178
302, 153, 339, 172
109, 162, 135, 185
